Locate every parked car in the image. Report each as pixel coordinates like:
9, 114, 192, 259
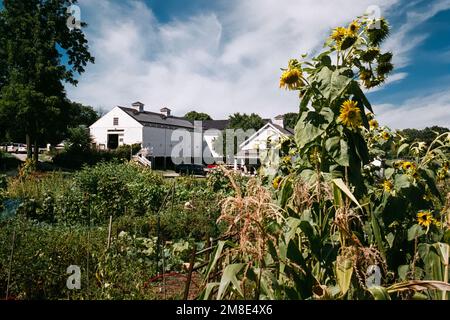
17, 144, 27, 154
7, 143, 22, 153
175, 164, 206, 176
0, 142, 9, 152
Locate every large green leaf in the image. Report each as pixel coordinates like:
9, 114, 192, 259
295, 108, 333, 149
368, 286, 391, 300
202, 282, 219, 300
279, 178, 293, 208
397, 143, 409, 157
204, 241, 226, 281
217, 263, 245, 299
350, 80, 373, 113
336, 257, 353, 296
332, 178, 362, 210
387, 280, 450, 293
408, 225, 425, 241
316, 67, 352, 103
325, 136, 350, 166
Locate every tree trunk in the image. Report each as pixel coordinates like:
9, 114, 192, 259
33, 139, 39, 164
26, 134, 32, 159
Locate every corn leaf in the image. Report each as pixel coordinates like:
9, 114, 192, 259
217, 263, 245, 299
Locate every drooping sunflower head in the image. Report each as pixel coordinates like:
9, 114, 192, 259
338, 100, 362, 129
360, 70, 372, 81
280, 68, 303, 90
369, 119, 379, 129
348, 20, 361, 36
331, 27, 348, 43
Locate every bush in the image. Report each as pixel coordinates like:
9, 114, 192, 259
0, 151, 21, 172
7, 163, 166, 225
52, 144, 142, 170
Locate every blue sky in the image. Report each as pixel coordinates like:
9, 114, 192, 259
2, 0, 450, 128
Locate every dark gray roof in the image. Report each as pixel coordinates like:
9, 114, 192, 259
119, 107, 194, 129
202, 120, 230, 131
202, 119, 272, 131
272, 123, 294, 135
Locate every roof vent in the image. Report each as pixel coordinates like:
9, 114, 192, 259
273, 114, 284, 128
132, 101, 144, 113
160, 107, 171, 117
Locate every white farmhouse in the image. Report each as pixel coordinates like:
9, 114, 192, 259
236, 115, 294, 166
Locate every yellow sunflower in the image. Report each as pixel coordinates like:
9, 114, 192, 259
273, 176, 282, 189
383, 180, 393, 193
402, 161, 415, 171
381, 131, 390, 140
279, 68, 303, 90
338, 100, 362, 129
331, 27, 348, 43
417, 211, 433, 228
369, 119, 379, 129
348, 20, 361, 35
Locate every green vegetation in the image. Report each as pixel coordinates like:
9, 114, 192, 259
184, 111, 212, 121
200, 14, 450, 300
0, 0, 94, 162
0, 162, 245, 299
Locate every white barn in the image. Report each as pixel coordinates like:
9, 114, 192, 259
89, 102, 194, 158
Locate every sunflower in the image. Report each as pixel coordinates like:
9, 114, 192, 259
360, 70, 372, 81
348, 20, 361, 36
383, 180, 393, 193
369, 119, 379, 129
417, 211, 433, 228
272, 176, 282, 189
402, 161, 415, 171
338, 100, 362, 129
381, 131, 390, 140
279, 68, 303, 90
331, 27, 348, 43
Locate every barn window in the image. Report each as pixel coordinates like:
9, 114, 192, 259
113, 117, 119, 126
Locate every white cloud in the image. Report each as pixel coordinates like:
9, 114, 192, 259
376, 90, 450, 129
67, 0, 448, 128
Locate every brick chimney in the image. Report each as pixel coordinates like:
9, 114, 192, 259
132, 101, 144, 113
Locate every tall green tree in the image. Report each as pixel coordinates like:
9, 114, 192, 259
0, 0, 94, 162
184, 111, 212, 121
228, 113, 265, 131
399, 126, 449, 146
283, 112, 299, 129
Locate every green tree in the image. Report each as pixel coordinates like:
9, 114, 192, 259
67, 101, 100, 128
184, 111, 212, 121
228, 113, 265, 131
0, 0, 94, 163
283, 112, 299, 129
399, 126, 449, 146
